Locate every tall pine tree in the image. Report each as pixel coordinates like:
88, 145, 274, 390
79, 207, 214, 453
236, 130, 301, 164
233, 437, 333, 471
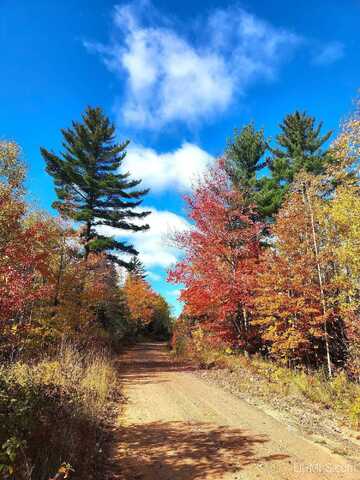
225, 123, 267, 203
257, 111, 332, 218
41, 106, 150, 268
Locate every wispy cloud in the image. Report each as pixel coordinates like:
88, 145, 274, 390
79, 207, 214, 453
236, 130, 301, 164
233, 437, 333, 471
85, 1, 301, 129
312, 41, 344, 66
123, 142, 213, 192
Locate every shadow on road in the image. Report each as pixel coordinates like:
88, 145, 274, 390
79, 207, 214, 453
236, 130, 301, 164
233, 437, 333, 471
109, 420, 288, 479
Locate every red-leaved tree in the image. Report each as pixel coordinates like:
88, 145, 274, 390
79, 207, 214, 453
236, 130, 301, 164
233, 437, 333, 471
0, 143, 52, 328
168, 160, 263, 351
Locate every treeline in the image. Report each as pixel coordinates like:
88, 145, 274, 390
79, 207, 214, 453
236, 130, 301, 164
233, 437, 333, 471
170, 102, 360, 379
0, 108, 171, 478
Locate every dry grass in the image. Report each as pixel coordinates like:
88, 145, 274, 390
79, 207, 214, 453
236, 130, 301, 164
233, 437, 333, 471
0, 343, 119, 479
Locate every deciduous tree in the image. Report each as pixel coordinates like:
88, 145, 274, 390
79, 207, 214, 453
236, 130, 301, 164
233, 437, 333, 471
169, 160, 263, 350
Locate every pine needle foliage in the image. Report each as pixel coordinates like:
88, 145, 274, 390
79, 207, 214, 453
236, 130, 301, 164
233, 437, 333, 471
41, 106, 150, 267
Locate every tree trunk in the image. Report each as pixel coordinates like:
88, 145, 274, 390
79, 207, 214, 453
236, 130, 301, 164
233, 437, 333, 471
53, 243, 65, 307
303, 182, 332, 377
84, 220, 92, 261
243, 307, 248, 331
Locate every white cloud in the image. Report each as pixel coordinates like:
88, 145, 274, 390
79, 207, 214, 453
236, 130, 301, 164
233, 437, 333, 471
86, 2, 300, 128
97, 206, 190, 269
312, 41, 344, 66
134, 208, 190, 268
124, 142, 213, 191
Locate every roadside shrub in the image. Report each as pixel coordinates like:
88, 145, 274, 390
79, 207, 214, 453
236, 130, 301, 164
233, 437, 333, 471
349, 397, 360, 428
171, 334, 188, 357
172, 327, 228, 368
0, 344, 118, 479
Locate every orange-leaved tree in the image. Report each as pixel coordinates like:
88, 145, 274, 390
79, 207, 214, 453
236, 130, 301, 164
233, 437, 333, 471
123, 274, 158, 332
254, 171, 348, 374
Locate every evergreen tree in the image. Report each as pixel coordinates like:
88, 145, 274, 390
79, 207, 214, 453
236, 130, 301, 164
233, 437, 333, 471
41, 106, 150, 267
128, 255, 147, 279
225, 123, 267, 202
257, 111, 332, 218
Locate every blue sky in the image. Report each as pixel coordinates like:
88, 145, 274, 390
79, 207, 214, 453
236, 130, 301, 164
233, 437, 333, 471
1, 0, 359, 315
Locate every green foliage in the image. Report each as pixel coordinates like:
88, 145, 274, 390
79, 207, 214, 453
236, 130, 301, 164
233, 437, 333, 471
258, 111, 332, 217
270, 111, 332, 179
224, 113, 332, 219
40, 106, 150, 267
148, 295, 173, 339
128, 255, 147, 280
225, 123, 267, 203
0, 437, 26, 478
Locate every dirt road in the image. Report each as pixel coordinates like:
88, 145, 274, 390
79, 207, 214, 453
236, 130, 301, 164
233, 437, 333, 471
111, 342, 358, 479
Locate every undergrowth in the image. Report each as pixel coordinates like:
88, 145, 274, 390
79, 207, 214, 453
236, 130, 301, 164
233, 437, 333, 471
0, 343, 119, 479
